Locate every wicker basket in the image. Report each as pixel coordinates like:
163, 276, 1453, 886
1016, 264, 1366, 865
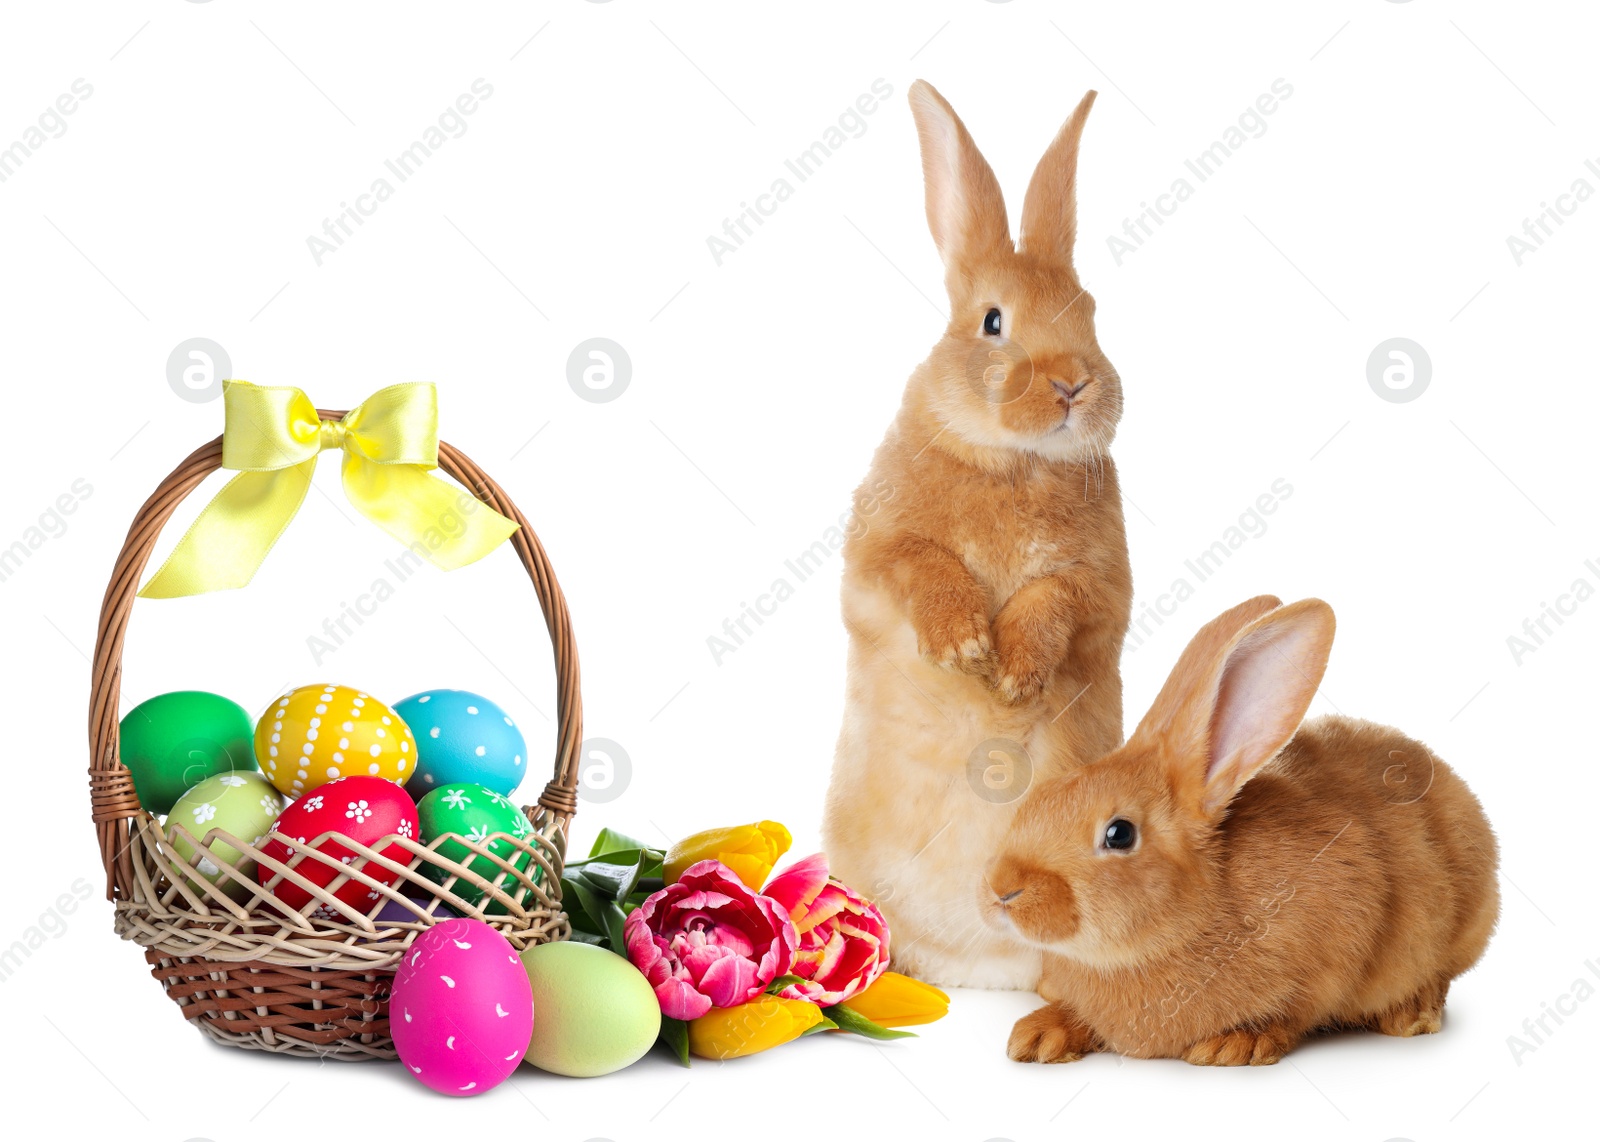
88, 411, 583, 1059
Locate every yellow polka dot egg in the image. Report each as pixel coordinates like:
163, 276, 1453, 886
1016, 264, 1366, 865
256, 683, 415, 797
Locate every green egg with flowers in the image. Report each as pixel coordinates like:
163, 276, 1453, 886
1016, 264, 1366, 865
417, 782, 540, 910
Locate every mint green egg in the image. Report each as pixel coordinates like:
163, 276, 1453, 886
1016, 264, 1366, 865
520, 941, 661, 1077
120, 690, 256, 814
166, 772, 286, 897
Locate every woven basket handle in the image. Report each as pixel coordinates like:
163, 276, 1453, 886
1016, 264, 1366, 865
87, 411, 583, 899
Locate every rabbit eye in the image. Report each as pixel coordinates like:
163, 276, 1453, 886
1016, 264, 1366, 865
1103, 819, 1137, 851
982, 308, 1002, 336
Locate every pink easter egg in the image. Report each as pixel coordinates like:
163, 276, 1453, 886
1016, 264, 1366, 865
391, 918, 533, 1096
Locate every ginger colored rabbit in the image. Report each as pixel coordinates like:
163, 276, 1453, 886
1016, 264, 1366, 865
822, 82, 1132, 990
986, 596, 1499, 1064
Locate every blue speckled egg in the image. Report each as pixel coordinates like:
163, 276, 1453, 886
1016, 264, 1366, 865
394, 689, 527, 798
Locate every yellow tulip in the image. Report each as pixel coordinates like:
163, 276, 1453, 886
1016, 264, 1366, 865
688, 996, 825, 1060
837, 971, 950, 1029
663, 820, 792, 889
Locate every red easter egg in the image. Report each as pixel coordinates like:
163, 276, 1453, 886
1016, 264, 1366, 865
258, 775, 419, 916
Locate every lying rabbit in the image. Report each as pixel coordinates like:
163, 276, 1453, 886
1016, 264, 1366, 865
987, 596, 1499, 1064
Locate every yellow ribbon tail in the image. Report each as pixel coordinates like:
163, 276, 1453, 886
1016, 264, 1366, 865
341, 455, 519, 572
137, 461, 316, 599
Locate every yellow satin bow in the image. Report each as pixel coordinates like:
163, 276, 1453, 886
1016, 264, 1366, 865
138, 381, 519, 599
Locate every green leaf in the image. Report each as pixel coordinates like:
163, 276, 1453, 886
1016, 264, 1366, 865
567, 929, 606, 947
658, 1016, 691, 1067
765, 974, 807, 994
579, 858, 644, 901
601, 899, 629, 957
589, 827, 652, 858
569, 846, 642, 869
569, 846, 665, 886
823, 1003, 917, 1041
558, 877, 599, 931
802, 1014, 839, 1036
564, 877, 614, 949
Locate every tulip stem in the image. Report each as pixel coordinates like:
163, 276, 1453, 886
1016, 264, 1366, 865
824, 1003, 919, 1040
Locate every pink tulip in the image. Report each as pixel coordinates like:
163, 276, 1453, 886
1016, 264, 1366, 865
624, 859, 797, 1021
764, 853, 891, 1006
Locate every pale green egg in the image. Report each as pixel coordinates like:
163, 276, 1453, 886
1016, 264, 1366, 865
166, 772, 285, 898
520, 941, 661, 1077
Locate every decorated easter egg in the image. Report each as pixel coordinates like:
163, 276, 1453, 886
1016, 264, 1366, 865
256, 683, 415, 797
519, 941, 660, 1077
394, 689, 527, 797
120, 691, 256, 814
417, 782, 537, 908
392, 918, 533, 1096
166, 772, 286, 895
257, 775, 419, 916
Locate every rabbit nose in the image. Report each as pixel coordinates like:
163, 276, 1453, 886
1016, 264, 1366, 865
1051, 379, 1087, 403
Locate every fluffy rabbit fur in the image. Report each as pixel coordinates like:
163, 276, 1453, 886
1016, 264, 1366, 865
822, 82, 1132, 990
987, 596, 1500, 1065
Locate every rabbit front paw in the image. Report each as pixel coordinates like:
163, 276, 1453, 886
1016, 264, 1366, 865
915, 609, 994, 675
1182, 1024, 1296, 1066
989, 601, 1065, 704
1007, 1004, 1099, 1063
992, 639, 1056, 704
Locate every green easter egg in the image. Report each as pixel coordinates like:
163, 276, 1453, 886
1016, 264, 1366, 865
166, 772, 286, 897
120, 691, 256, 814
417, 782, 539, 908
520, 941, 661, 1077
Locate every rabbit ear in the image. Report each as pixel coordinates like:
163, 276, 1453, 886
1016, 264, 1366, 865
908, 80, 1011, 268
1019, 90, 1097, 268
1131, 595, 1284, 750
1199, 599, 1335, 814
1136, 599, 1336, 819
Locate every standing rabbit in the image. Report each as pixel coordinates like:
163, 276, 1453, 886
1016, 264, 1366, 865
987, 596, 1500, 1064
822, 82, 1132, 990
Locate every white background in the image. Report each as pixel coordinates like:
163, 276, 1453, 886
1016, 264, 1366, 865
1, 2, 1595, 1139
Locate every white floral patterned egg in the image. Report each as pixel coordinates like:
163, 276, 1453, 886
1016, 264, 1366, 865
256, 775, 419, 915
166, 771, 286, 897
255, 683, 415, 797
